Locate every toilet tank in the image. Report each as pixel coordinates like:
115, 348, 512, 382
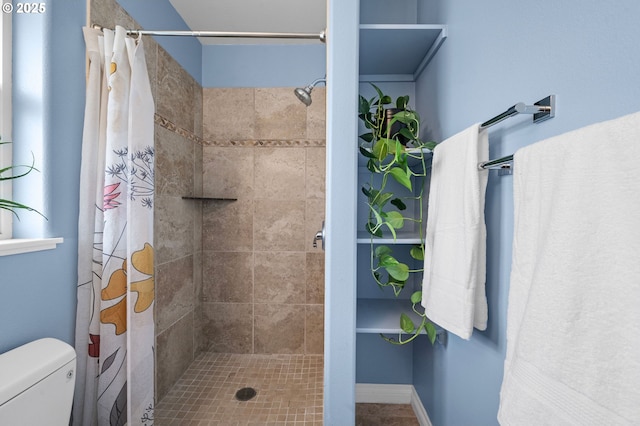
0, 338, 76, 426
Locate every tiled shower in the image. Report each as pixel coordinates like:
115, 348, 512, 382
200, 87, 325, 356
91, 0, 326, 418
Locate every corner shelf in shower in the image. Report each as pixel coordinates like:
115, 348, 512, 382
182, 196, 237, 201
359, 24, 448, 82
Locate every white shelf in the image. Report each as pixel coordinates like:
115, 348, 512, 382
359, 24, 447, 82
358, 146, 433, 167
356, 298, 425, 334
356, 298, 446, 344
357, 231, 422, 245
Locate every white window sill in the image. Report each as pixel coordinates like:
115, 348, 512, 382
0, 237, 64, 256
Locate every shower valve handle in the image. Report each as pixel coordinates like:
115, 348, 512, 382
312, 221, 325, 250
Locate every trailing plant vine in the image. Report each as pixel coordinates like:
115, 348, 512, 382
358, 83, 437, 345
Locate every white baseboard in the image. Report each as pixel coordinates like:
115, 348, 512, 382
410, 386, 433, 426
356, 383, 432, 426
355, 383, 413, 404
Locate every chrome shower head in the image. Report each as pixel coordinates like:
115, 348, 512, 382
294, 77, 326, 106
294, 86, 313, 106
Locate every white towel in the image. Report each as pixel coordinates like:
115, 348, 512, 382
498, 111, 640, 425
421, 123, 489, 340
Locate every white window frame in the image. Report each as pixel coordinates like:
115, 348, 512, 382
0, 10, 12, 240
0, 11, 62, 255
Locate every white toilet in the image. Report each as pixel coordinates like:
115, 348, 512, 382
0, 338, 76, 425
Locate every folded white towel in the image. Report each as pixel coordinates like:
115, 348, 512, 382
421, 123, 489, 340
498, 111, 640, 425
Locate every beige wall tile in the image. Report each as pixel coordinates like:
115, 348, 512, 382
203, 251, 253, 303
254, 148, 305, 200
157, 47, 196, 133
155, 126, 194, 197
156, 312, 194, 400
193, 85, 203, 138
305, 147, 326, 199
255, 88, 307, 140
193, 250, 203, 304
193, 142, 203, 197
203, 199, 253, 252
203, 88, 255, 140
155, 255, 194, 333
305, 199, 326, 253
305, 253, 325, 304
193, 301, 207, 355
90, 0, 134, 30
134, 34, 159, 111
89, 0, 112, 28
254, 251, 306, 304
306, 87, 326, 140
202, 303, 253, 353
155, 195, 197, 265
254, 304, 305, 354
203, 147, 254, 199
305, 305, 324, 354
192, 251, 205, 354
254, 200, 305, 251
192, 188, 203, 255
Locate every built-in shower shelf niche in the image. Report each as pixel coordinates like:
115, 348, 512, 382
182, 196, 237, 201
359, 24, 448, 82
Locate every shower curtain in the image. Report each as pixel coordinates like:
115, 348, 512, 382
74, 26, 155, 426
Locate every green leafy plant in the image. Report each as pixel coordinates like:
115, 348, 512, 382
0, 141, 44, 219
358, 83, 437, 345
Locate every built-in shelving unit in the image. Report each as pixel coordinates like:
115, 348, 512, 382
355, 21, 447, 346
359, 24, 447, 82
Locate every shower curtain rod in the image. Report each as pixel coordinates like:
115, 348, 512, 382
93, 25, 327, 43
478, 95, 556, 171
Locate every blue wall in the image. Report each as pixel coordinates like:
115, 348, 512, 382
116, 0, 202, 84
413, 1, 640, 425
0, 0, 86, 353
202, 44, 326, 88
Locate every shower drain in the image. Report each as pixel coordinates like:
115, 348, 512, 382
235, 387, 257, 401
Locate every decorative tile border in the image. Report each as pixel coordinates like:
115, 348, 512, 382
154, 113, 326, 148
154, 113, 204, 145
204, 139, 326, 147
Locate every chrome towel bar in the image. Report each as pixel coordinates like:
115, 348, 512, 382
478, 95, 556, 172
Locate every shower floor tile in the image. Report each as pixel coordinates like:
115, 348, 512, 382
155, 352, 323, 425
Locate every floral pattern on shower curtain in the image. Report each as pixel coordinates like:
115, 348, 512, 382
75, 26, 155, 426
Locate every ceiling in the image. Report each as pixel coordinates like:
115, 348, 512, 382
169, 0, 327, 45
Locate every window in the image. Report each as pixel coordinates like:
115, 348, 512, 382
0, 10, 12, 240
